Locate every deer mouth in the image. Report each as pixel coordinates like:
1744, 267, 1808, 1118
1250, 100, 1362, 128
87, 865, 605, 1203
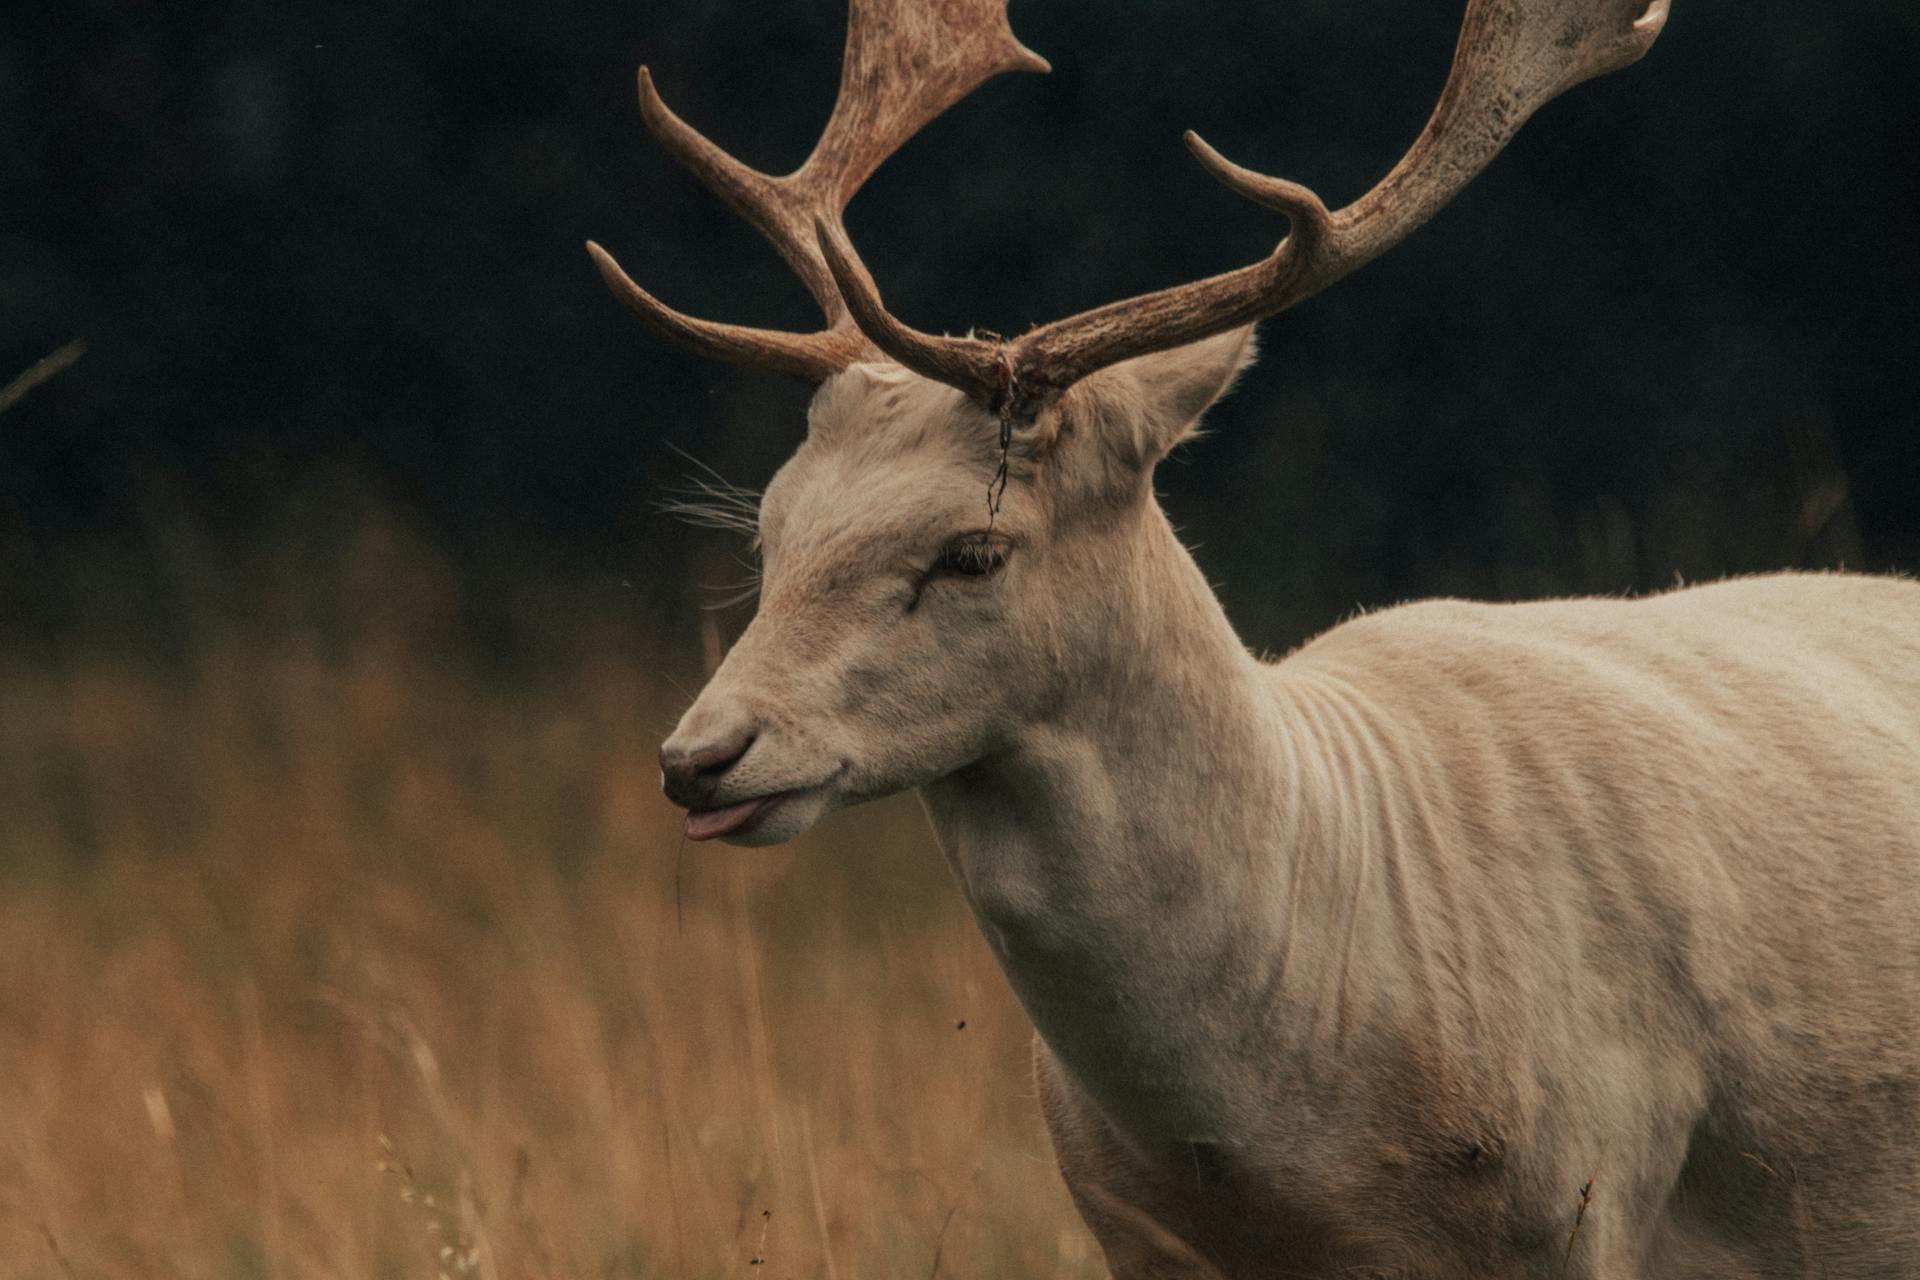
683, 791, 799, 841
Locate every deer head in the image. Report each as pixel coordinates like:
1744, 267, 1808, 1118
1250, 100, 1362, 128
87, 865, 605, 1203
591, 0, 1669, 845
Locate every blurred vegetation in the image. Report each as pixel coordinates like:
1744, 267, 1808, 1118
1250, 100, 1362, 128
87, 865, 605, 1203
0, 524, 1100, 1279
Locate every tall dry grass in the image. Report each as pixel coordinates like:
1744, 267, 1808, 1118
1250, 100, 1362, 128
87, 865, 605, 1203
0, 522, 1100, 1280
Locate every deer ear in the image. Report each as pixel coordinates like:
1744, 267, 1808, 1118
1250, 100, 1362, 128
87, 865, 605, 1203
1061, 326, 1257, 471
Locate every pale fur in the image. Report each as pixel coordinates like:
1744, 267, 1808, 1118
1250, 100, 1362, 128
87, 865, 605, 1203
663, 330, 1920, 1277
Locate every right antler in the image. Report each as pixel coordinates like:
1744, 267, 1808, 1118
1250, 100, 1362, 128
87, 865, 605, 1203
588, 0, 1048, 382
818, 0, 1670, 416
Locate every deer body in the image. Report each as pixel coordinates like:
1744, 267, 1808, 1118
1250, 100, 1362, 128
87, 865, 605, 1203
927, 525, 1920, 1276
590, 0, 1920, 1272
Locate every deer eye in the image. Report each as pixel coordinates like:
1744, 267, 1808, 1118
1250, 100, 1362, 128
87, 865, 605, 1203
906, 534, 1010, 613
931, 535, 1008, 579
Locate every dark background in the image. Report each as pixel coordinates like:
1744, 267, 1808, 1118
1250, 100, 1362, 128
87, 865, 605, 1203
3, 0, 1915, 663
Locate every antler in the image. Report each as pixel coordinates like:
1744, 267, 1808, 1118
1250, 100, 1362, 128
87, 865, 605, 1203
819, 0, 1670, 415
588, 0, 1048, 382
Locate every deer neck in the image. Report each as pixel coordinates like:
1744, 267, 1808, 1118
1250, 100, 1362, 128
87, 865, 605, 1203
918, 503, 1376, 1142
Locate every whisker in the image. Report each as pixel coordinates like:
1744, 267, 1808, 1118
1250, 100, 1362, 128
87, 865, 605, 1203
659, 490, 761, 537
659, 445, 765, 540
701, 581, 763, 612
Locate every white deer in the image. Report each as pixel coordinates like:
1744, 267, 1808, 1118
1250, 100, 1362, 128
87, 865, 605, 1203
588, 1, 1920, 1274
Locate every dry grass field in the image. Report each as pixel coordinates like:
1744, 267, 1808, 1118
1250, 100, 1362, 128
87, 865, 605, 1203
0, 524, 1102, 1280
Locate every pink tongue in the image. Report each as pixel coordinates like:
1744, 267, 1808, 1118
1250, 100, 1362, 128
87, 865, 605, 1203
685, 797, 765, 841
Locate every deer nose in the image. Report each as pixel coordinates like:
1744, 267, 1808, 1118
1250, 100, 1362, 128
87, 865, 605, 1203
660, 729, 756, 810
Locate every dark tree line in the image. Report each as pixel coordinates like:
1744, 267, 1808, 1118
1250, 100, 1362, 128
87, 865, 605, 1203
1, 0, 1915, 658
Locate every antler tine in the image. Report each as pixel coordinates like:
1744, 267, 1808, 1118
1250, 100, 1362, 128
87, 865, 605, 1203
802, 0, 1049, 211
828, 0, 1669, 410
587, 241, 868, 382
632, 67, 841, 321
591, 0, 1048, 382
1182, 132, 1334, 244
815, 219, 1008, 399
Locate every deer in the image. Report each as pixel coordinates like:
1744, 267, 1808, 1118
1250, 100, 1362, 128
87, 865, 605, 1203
587, 1, 1920, 1275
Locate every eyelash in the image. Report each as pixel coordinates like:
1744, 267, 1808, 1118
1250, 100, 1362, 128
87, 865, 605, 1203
933, 538, 1007, 578
907, 535, 1009, 612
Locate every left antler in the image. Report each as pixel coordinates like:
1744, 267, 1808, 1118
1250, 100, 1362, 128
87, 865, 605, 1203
588, 0, 1048, 383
